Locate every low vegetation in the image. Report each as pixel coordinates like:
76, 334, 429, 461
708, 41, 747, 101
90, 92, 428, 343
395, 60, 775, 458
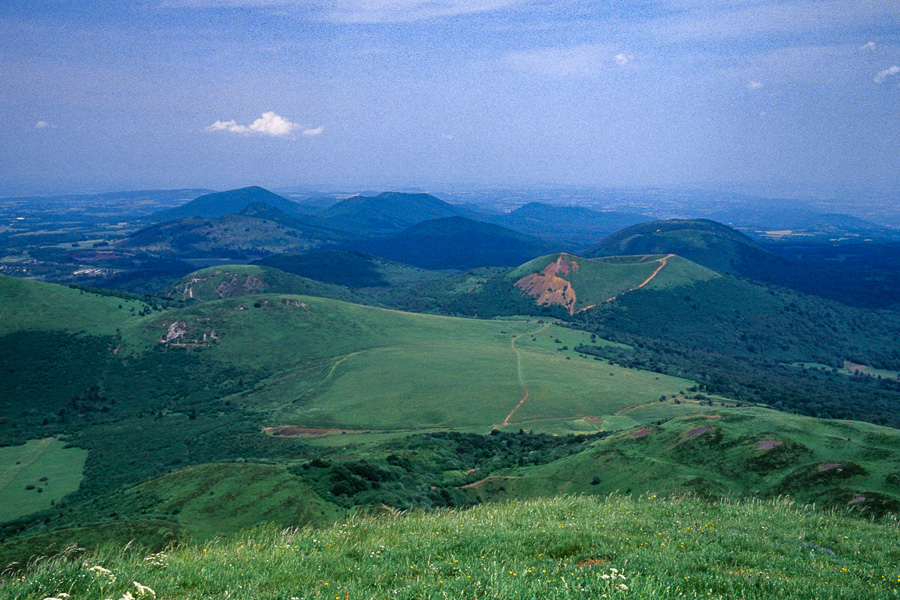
3, 495, 898, 599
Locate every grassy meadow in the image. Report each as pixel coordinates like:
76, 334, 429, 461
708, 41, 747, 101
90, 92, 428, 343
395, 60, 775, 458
0, 275, 148, 335
0, 439, 88, 523
3, 495, 898, 600
464, 407, 900, 515
123, 295, 696, 431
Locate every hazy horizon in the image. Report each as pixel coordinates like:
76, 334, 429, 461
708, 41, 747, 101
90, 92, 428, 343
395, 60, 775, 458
3, 2, 899, 196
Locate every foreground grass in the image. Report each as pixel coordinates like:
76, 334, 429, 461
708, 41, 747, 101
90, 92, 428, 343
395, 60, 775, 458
4, 495, 899, 599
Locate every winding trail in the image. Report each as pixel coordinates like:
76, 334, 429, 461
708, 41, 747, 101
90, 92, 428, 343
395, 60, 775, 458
600, 254, 674, 304
497, 322, 550, 427
295, 350, 365, 400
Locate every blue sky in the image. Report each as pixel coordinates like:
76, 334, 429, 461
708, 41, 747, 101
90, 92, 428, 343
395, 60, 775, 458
2, 1, 898, 195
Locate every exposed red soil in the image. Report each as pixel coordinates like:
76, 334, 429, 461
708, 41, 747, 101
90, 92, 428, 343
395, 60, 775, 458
756, 440, 782, 450
496, 323, 549, 427
499, 388, 530, 427
585, 417, 601, 425
514, 255, 580, 314
818, 462, 842, 472
461, 475, 507, 490
631, 428, 652, 439
702, 414, 722, 418
685, 427, 712, 439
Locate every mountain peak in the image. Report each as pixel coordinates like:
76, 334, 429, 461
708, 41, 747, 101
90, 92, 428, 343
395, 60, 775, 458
150, 186, 301, 222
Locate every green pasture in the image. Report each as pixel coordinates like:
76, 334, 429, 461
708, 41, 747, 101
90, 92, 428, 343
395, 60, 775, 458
154, 295, 704, 432
0, 275, 145, 335
0, 438, 88, 522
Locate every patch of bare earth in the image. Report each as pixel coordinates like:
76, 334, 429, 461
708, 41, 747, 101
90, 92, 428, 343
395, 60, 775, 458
849, 496, 866, 504
263, 426, 363, 437
843, 360, 868, 373
818, 462, 842, 472
756, 440, 782, 450
462, 476, 499, 490
575, 559, 607, 567
515, 255, 580, 314
685, 427, 712, 439
631, 428, 652, 439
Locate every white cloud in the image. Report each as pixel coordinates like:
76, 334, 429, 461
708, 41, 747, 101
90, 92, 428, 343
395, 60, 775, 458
35, 120, 51, 129
206, 111, 319, 137
874, 65, 900, 83
614, 53, 634, 66
861, 41, 877, 51
747, 80, 764, 89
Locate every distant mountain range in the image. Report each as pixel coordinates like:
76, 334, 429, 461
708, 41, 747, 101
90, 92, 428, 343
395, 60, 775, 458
490, 202, 650, 249
111, 186, 900, 308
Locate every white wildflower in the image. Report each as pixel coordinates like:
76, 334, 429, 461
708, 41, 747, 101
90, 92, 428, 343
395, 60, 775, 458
143, 552, 168, 568
90, 566, 112, 576
133, 581, 156, 597
88, 565, 116, 583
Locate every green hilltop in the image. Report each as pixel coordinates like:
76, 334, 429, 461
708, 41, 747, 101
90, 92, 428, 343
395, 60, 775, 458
160, 264, 361, 304
506, 252, 719, 315
254, 250, 447, 288
585, 218, 778, 276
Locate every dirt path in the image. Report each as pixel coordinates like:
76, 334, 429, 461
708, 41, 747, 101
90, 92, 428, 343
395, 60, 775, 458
497, 322, 549, 427
601, 254, 674, 304
295, 350, 365, 400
